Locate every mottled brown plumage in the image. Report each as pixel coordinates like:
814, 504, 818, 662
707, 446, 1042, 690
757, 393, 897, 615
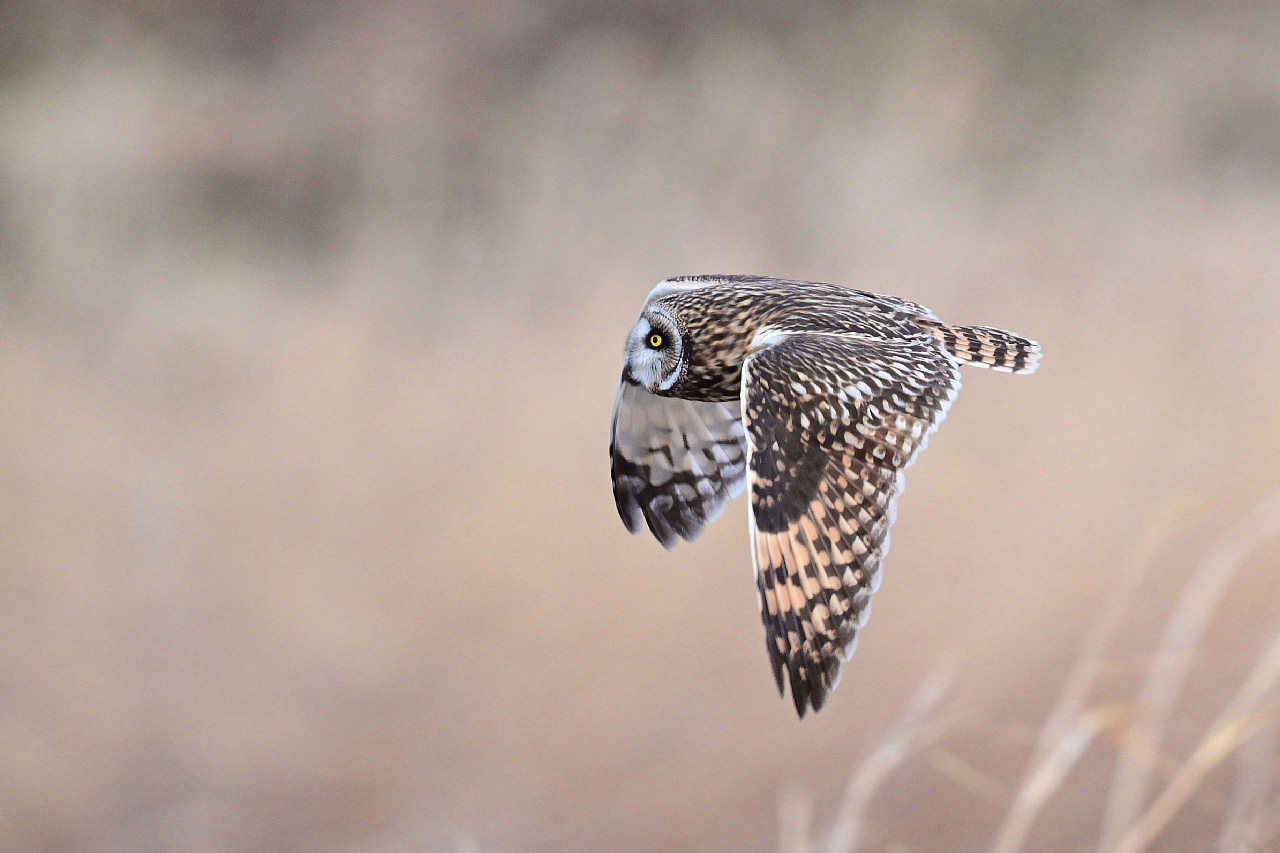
610, 275, 1041, 715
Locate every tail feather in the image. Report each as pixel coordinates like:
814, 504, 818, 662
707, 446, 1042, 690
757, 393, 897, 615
933, 323, 1042, 374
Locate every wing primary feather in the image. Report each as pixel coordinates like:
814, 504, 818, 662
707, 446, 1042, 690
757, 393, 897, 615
610, 382, 747, 548
764, 530, 808, 713
741, 332, 965, 715
665, 397, 716, 532
752, 519, 787, 696
795, 510, 851, 691
774, 528, 825, 715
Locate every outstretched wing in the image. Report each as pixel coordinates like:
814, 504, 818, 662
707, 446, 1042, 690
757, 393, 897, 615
742, 331, 962, 715
610, 377, 748, 548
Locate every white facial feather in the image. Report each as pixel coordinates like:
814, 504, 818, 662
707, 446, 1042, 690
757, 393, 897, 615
625, 310, 683, 391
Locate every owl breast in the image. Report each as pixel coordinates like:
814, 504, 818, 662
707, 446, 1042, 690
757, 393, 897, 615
671, 357, 745, 402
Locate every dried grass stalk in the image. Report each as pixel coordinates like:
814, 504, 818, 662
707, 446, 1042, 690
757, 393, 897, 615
1101, 487, 1280, 848
818, 664, 954, 853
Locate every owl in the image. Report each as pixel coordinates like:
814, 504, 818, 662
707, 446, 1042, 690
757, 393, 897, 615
609, 275, 1041, 716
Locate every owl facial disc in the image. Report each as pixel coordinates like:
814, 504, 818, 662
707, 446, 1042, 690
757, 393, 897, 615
624, 308, 684, 392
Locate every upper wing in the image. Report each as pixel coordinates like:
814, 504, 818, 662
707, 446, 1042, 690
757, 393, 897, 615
610, 377, 748, 548
742, 331, 962, 715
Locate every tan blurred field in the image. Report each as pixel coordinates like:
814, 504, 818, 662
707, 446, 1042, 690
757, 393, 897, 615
1, 2, 1279, 851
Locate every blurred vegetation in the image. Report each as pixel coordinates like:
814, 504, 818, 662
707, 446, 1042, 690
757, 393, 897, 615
0, 2, 1278, 851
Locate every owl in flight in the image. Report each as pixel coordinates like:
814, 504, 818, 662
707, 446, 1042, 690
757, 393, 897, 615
610, 276, 1041, 716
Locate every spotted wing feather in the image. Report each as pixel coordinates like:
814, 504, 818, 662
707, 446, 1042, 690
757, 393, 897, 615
610, 378, 748, 548
742, 332, 962, 715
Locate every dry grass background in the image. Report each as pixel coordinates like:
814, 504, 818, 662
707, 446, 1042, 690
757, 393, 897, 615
1, 2, 1279, 851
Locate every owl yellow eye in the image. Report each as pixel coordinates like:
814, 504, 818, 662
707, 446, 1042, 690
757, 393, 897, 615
648, 333, 664, 349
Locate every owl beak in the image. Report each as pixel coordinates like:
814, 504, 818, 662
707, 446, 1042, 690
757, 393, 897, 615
621, 363, 653, 393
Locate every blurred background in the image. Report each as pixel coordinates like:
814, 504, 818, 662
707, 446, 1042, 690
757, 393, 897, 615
1, 2, 1278, 851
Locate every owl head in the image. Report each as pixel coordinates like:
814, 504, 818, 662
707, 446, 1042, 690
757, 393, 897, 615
624, 303, 685, 392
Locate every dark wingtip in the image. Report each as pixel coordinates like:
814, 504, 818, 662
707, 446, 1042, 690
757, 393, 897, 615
788, 659, 810, 717
765, 644, 785, 697
613, 490, 643, 534
643, 510, 679, 549
619, 511, 642, 535
792, 690, 809, 718
782, 654, 835, 717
